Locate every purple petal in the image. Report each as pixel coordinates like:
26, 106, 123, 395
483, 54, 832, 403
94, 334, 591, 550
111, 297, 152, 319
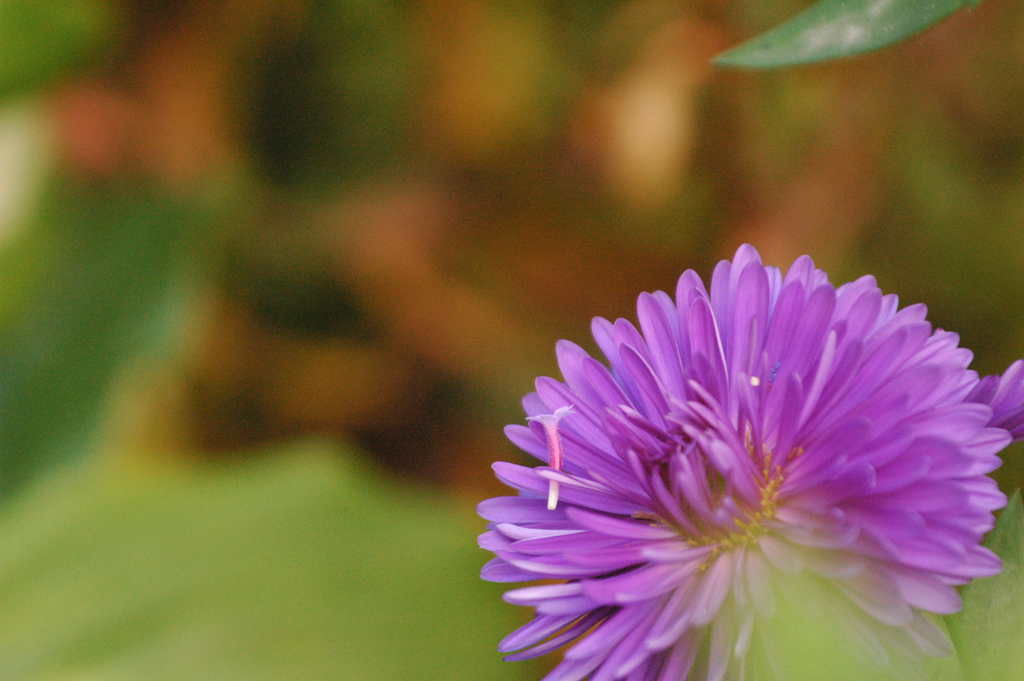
637, 292, 686, 398
503, 611, 607, 661
492, 462, 643, 515
592, 316, 644, 411
682, 556, 733, 627
619, 345, 670, 420
728, 261, 770, 380
478, 495, 568, 523
481, 557, 536, 582
564, 606, 649, 661
890, 568, 962, 614
566, 507, 677, 540
835, 569, 913, 627
500, 613, 578, 652
505, 424, 549, 462
583, 563, 690, 605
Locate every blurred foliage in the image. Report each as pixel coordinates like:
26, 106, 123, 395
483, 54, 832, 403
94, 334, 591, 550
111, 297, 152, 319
0, 0, 1016, 509
758, 572, 964, 680
0, 0, 1022, 676
0, 441, 526, 679
250, 0, 414, 188
0, 179, 203, 496
949, 491, 1024, 681
0, 0, 116, 103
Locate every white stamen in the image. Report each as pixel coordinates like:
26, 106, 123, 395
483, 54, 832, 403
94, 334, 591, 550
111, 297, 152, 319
547, 481, 560, 511
526, 405, 574, 510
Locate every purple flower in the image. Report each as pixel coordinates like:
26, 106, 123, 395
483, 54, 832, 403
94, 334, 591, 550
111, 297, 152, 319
478, 245, 1010, 680
968, 359, 1024, 441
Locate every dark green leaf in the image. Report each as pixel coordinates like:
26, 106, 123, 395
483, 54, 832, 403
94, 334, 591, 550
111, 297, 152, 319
714, 0, 971, 69
0, 0, 116, 102
0, 179, 198, 497
947, 490, 1024, 681
0, 441, 529, 680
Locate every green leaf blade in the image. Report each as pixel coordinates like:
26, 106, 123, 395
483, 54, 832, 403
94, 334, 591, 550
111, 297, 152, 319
0, 181, 193, 497
947, 489, 1024, 681
0, 443, 531, 680
714, 0, 969, 69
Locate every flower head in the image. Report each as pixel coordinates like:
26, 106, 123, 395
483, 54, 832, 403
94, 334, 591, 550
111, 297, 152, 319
479, 245, 1009, 680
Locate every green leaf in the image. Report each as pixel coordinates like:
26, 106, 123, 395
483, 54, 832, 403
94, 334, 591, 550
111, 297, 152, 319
0, 441, 530, 680
947, 489, 1024, 681
714, 0, 971, 69
0, 0, 117, 102
923, 617, 966, 681
757, 571, 956, 680
0, 179, 198, 497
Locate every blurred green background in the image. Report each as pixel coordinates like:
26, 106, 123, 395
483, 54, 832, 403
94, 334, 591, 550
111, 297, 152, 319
0, 0, 1023, 677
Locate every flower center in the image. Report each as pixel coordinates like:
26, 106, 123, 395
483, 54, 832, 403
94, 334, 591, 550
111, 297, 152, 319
697, 468, 783, 549
682, 448, 793, 570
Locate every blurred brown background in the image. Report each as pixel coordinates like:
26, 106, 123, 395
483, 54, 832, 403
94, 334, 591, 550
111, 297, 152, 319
24, 0, 1024, 502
